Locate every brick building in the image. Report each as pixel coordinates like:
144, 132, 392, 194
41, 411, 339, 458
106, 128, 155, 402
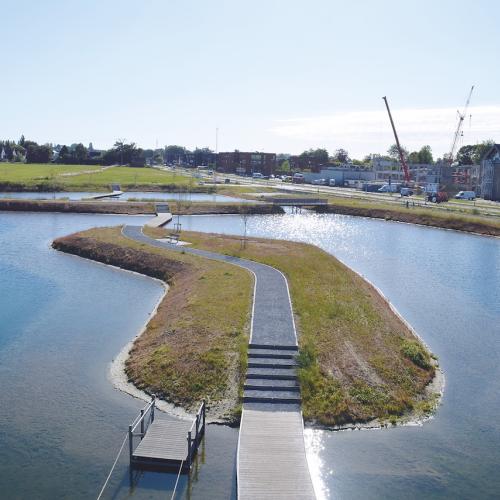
217, 151, 276, 176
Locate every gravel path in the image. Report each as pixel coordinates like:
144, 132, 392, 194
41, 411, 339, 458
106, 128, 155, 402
122, 225, 297, 347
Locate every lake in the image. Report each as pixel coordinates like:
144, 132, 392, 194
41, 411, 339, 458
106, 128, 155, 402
1, 210, 499, 499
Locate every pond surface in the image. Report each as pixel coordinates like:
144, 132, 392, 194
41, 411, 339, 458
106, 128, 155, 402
0, 212, 237, 500
1, 210, 499, 499
175, 213, 500, 500
0, 191, 250, 203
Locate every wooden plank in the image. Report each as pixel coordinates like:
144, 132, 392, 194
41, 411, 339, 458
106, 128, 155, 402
238, 409, 316, 500
133, 418, 192, 462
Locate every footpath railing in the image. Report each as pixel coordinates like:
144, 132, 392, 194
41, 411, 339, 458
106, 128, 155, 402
187, 401, 206, 467
128, 396, 156, 462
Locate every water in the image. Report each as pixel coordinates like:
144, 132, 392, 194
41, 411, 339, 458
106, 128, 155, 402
0, 191, 250, 203
174, 213, 500, 499
1, 211, 499, 499
0, 212, 237, 500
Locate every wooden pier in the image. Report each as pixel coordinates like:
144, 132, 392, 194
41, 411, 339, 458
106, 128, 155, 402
128, 397, 205, 473
270, 197, 328, 206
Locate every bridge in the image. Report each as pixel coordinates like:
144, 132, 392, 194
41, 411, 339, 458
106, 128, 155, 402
122, 225, 316, 499
270, 197, 328, 207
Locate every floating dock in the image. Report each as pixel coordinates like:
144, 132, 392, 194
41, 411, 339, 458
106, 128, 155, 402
128, 397, 205, 473
145, 203, 173, 228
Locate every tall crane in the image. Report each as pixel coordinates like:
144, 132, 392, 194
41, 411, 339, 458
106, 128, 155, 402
448, 85, 474, 164
382, 96, 411, 184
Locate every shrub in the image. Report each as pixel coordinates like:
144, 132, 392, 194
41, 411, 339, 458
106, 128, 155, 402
401, 340, 431, 370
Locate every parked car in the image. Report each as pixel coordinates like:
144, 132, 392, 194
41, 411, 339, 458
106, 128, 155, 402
224, 178, 231, 184
252, 172, 264, 179
312, 178, 327, 185
378, 183, 399, 193
329, 178, 336, 187
455, 190, 476, 200
292, 173, 305, 184
400, 187, 414, 197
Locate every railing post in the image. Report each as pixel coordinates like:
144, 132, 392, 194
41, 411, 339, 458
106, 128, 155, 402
202, 401, 206, 434
128, 425, 133, 465
187, 431, 192, 467
140, 409, 145, 437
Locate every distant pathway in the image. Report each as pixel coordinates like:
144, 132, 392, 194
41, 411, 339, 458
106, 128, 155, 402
122, 226, 316, 499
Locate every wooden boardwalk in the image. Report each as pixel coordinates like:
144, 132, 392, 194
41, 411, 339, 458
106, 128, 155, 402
129, 397, 205, 473
122, 226, 316, 497
238, 409, 316, 499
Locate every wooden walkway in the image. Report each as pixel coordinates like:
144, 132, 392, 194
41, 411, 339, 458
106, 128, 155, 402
238, 409, 316, 500
122, 226, 316, 498
129, 397, 205, 473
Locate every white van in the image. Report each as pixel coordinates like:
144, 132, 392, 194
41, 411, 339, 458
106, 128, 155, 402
455, 191, 475, 200
329, 178, 336, 187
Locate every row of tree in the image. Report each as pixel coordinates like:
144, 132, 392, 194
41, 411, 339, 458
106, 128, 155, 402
1, 136, 496, 167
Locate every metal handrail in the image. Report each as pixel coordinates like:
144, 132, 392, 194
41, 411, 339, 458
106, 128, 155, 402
130, 397, 156, 434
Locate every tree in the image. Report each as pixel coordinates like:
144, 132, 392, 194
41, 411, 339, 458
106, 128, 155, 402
456, 145, 475, 165
417, 145, 433, 164
456, 140, 494, 165
164, 145, 186, 164
57, 145, 71, 163
473, 140, 495, 164
72, 143, 87, 163
332, 148, 350, 163
387, 143, 409, 162
279, 159, 291, 172
25, 142, 52, 163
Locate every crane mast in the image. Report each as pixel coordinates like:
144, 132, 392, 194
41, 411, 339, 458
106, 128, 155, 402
448, 85, 474, 164
382, 96, 410, 184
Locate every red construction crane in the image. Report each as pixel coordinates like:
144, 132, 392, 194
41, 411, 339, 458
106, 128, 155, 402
448, 85, 474, 164
382, 96, 411, 184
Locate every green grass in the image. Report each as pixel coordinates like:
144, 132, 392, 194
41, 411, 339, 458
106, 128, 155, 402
0, 163, 195, 191
170, 230, 438, 426
0, 163, 101, 183
53, 227, 252, 419
57, 166, 193, 189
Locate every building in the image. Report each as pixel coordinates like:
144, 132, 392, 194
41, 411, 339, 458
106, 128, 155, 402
480, 144, 500, 201
217, 151, 276, 176
303, 166, 375, 185
288, 155, 326, 173
371, 156, 428, 184
451, 164, 480, 191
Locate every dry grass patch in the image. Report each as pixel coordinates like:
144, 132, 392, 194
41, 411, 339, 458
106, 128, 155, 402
159, 229, 437, 427
53, 227, 252, 420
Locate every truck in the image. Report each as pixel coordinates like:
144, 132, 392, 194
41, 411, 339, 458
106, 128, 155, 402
424, 184, 448, 203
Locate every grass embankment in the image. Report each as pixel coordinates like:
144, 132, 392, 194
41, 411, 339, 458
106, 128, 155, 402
0, 164, 198, 192
315, 197, 500, 237
52, 227, 252, 420
0, 198, 282, 215
147, 228, 438, 427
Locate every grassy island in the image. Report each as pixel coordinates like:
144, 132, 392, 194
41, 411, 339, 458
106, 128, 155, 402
54, 226, 439, 427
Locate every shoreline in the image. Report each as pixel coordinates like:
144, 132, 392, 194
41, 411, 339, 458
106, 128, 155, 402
53, 228, 443, 431
314, 204, 500, 238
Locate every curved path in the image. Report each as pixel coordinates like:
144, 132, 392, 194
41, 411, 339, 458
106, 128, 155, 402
122, 226, 316, 499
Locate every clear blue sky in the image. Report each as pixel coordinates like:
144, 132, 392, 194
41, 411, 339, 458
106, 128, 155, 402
2, 0, 499, 158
